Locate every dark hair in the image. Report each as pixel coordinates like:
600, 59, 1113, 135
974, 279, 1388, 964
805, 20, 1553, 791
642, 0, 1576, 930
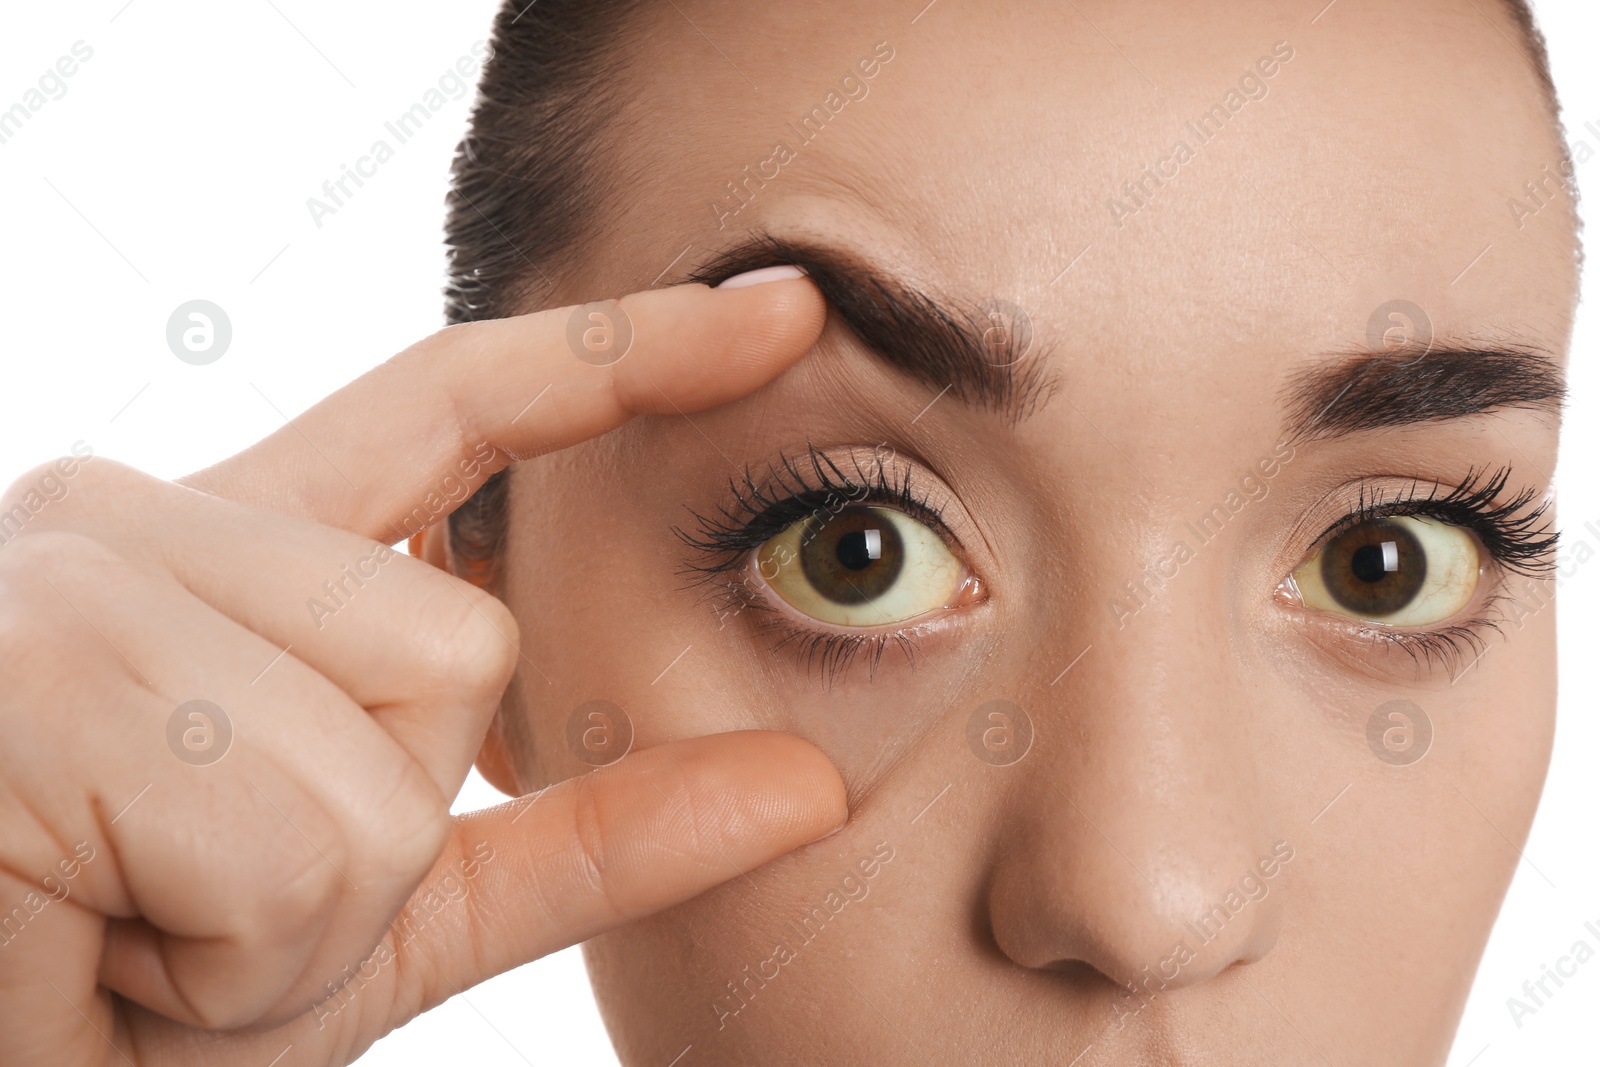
1502, 0, 1556, 98
442, 0, 639, 582
442, 0, 641, 327
443, 0, 1563, 578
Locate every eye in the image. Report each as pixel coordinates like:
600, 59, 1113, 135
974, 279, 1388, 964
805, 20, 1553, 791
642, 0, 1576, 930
755, 505, 963, 627
1289, 514, 1481, 626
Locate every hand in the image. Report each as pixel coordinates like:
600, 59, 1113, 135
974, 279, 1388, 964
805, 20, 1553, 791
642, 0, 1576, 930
0, 275, 844, 1066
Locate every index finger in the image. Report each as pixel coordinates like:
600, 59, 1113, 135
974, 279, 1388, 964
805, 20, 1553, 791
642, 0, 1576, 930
180, 272, 826, 542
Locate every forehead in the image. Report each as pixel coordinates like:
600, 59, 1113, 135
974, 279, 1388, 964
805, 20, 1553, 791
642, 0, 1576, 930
587, 0, 1574, 389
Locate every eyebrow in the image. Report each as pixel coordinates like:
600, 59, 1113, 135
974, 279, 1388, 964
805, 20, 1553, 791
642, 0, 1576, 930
1283, 345, 1567, 442
684, 235, 1565, 442
683, 233, 1058, 421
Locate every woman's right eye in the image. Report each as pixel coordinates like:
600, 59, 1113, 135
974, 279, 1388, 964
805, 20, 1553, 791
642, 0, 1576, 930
755, 505, 964, 627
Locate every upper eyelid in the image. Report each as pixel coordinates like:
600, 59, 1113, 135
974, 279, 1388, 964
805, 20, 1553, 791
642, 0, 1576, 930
712, 445, 954, 534
1307, 487, 1445, 547
751, 478, 957, 541
1300, 467, 1556, 577
675, 444, 965, 579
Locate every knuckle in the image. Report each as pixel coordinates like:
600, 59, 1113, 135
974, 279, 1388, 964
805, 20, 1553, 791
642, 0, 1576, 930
176, 988, 256, 1033
176, 875, 333, 1030
411, 580, 520, 700
0, 455, 85, 517
404, 319, 488, 366
372, 759, 454, 881
0, 527, 119, 573
177, 864, 344, 1028
0, 533, 141, 717
0, 531, 123, 647
0, 454, 133, 535
568, 776, 625, 922
238, 833, 346, 950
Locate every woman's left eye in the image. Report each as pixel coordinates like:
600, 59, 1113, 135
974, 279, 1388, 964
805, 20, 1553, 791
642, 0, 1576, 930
755, 505, 963, 627
1288, 514, 1482, 626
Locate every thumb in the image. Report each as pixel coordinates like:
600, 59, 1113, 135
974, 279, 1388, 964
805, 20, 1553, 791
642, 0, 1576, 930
373, 730, 847, 1033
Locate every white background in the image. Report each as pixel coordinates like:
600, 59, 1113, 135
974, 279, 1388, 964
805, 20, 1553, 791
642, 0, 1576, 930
0, 2, 1594, 1064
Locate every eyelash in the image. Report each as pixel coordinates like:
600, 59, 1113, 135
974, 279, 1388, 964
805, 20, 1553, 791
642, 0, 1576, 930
678, 452, 1558, 681
676, 443, 954, 682
1302, 465, 1557, 672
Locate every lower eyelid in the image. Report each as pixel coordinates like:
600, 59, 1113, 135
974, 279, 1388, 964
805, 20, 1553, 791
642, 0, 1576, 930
1338, 613, 1502, 675
1281, 560, 1510, 679
733, 568, 979, 683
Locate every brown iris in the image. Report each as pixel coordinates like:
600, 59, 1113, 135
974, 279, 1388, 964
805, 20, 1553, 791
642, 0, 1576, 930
1318, 518, 1426, 617
798, 506, 905, 605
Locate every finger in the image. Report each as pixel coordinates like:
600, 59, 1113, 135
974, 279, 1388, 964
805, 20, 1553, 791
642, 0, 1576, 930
180, 276, 826, 541
0, 865, 113, 1067
17, 459, 516, 798
372, 731, 846, 1036
78, 731, 845, 1067
0, 533, 448, 1031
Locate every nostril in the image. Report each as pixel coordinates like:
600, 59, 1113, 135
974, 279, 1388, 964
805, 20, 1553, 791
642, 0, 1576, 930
986, 831, 1292, 996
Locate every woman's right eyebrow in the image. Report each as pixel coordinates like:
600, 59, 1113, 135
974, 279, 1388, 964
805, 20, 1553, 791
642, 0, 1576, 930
684, 232, 1060, 424
1282, 345, 1566, 443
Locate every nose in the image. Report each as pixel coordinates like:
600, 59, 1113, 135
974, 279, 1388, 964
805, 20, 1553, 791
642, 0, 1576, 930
984, 583, 1288, 1005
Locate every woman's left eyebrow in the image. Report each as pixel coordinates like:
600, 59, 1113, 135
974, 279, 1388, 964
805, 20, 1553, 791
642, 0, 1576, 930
683, 232, 1059, 423
1282, 344, 1566, 443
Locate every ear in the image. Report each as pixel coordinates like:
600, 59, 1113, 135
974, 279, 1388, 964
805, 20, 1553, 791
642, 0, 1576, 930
472, 709, 525, 798
408, 525, 451, 570
410, 522, 525, 798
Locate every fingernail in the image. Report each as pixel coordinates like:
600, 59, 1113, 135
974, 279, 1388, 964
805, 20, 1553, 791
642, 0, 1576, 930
715, 264, 808, 289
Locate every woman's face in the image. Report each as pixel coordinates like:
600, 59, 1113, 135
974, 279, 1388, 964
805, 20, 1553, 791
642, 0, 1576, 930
468, 0, 1577, 1062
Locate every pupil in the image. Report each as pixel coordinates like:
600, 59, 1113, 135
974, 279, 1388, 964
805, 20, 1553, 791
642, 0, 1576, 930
836, 529, 878, 571
1350, 543, 1390, 583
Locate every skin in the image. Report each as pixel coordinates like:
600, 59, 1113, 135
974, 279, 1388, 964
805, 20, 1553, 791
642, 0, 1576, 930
0, 279, 846, 1065
437, 0, 1580, 1064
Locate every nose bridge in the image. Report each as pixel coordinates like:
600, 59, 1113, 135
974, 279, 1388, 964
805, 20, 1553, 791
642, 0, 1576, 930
986, 576, 1288, 994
